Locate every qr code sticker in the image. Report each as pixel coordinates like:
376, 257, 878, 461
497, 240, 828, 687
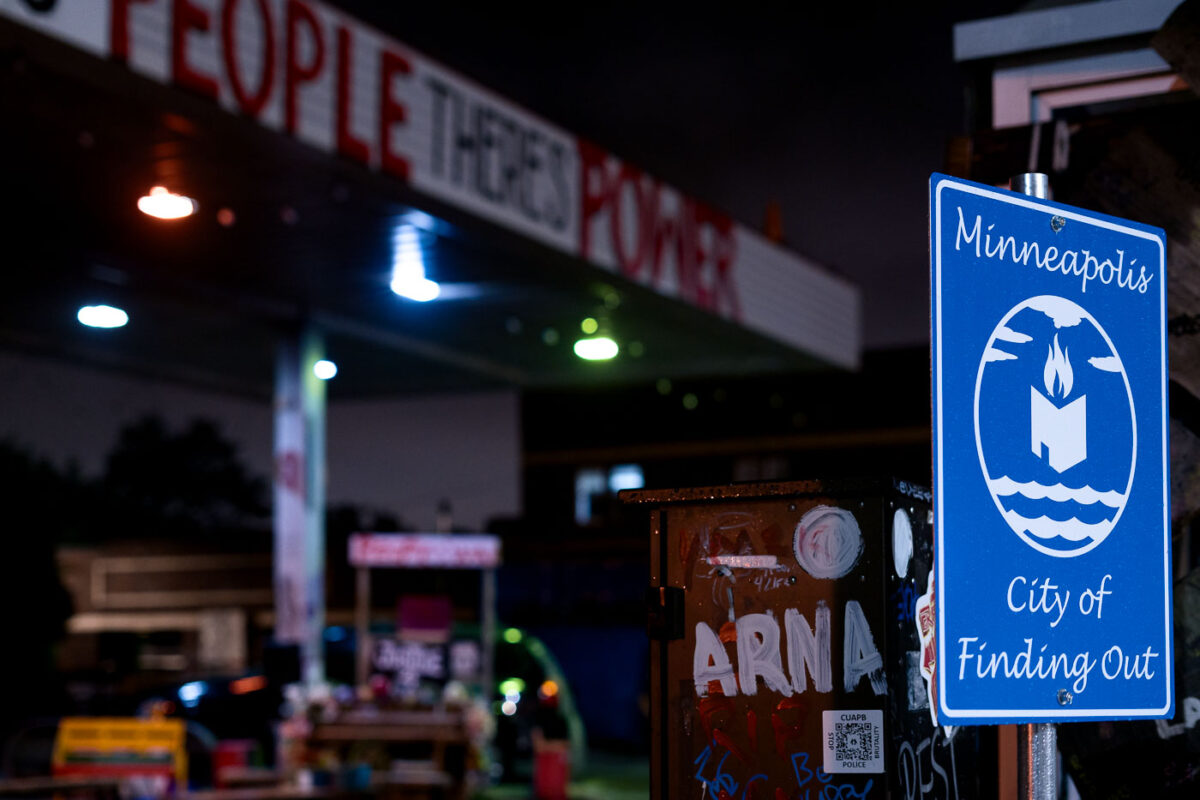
822, 709, 884, 773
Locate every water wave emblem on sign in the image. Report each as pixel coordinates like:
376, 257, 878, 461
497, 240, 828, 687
974, 295, 1136, 557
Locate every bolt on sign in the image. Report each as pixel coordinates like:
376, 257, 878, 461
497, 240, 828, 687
930, 173, 1172, 724
625, 479, 997, 800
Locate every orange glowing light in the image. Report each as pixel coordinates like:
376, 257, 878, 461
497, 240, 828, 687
230, 675, 268, 695
539, 680, 559, 699
137, 186, 196, 220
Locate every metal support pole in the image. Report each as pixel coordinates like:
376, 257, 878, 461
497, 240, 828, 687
481, 568, 496, 699
1011, 172, 1057, 800
1012, 171, 1051, 201
355, 566, 371, 687
1018, 722, 1057, 800
273, 325, 327, 686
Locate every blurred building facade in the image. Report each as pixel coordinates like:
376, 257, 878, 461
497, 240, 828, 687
0, 0, 863, 745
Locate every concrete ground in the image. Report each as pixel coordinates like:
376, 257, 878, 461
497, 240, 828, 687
476, 750, 649, 800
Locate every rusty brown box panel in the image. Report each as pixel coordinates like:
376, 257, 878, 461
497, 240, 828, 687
625, 478, 996, 800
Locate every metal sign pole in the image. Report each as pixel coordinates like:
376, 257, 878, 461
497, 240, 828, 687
1010, 171, 1057, 800
1018, 721, 1057, 800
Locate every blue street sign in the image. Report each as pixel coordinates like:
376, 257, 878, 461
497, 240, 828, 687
930, 173, 1172, 724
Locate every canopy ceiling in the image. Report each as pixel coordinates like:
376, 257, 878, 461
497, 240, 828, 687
0, 15, 853, 400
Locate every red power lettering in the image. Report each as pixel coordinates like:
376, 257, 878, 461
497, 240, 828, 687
172, 0, 219, 98
378, 49, 411, 180
607, 163, 652, 276
284, 0, 325, 135
222, 0, 276, 117
676, 201, 701, 305
335, 25, 369, 165
695, 202, 740, 318
651, 193, 680, 286
578, 139, 611, 258
110, 0, 153, 63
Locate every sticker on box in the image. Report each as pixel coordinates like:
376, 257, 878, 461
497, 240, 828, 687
822, 709, 884, 773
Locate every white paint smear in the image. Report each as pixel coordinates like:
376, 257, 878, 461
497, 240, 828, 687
892, 509, 913, 579
794, 505, 863, 580
707, 555, 779, 569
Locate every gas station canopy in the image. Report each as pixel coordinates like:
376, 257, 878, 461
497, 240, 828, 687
0, 1, 860, 398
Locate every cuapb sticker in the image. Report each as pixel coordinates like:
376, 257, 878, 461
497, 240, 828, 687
822, 709, 883, 774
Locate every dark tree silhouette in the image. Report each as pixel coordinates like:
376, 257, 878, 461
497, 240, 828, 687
98, 415, 269, 542
0, 442, 77, 736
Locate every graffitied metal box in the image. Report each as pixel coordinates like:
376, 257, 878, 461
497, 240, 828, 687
624, 478, 996, 800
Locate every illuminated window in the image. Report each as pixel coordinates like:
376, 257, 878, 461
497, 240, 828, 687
609, 464, 644, 492
574, 464, 644, 525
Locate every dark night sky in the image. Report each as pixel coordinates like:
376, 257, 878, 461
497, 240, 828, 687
330, 1, 1025, 351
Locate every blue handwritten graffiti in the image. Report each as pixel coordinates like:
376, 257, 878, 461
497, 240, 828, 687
791, 751, 818, 788
892, 582, 917, 623
791, 752, 873, 798
741, 774, 768, 800
695, 741, 872, 799
693, 743, 739, 797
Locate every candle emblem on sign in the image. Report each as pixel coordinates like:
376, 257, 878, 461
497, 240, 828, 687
974, 296, 1135, 557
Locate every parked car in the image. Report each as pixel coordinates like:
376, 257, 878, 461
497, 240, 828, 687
492, 627, 585, 782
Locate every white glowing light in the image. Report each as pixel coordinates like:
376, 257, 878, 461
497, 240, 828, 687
390, 223, 440, 301
77, 304, 128, 328
390, 274, 441, 302
137, 186, 196, 220
573, 336, 619, 361
313, 360, 338, 380
400, 210, 439, 232
609, 464, 645, 492
501, 700, 518, 716
178, 680, 208, 708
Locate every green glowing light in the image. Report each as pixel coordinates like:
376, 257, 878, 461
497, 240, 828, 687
574, 336, 618, 360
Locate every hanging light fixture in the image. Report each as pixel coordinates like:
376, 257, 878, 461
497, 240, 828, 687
389, 223, 440, 301
573, 312, 619, 361
77, 304, 129, 329
573, 336, 619, 360
137, 186, 197, 220
313, 359, 338, 380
